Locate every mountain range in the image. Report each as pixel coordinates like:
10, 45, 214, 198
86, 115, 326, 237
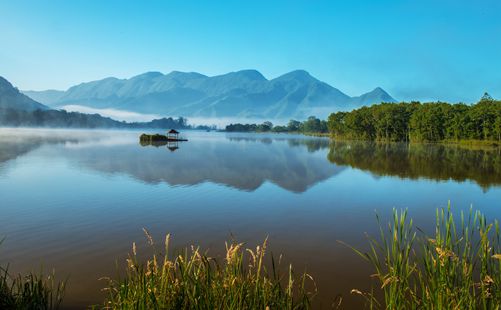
0, 76, 190, 129
23, 70, 396, 119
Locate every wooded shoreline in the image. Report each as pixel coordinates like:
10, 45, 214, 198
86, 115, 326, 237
225, 97, 501, 145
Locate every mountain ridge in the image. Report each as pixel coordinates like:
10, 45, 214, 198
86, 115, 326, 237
22, 70, 397, 119
0, 76, 191, 129
0, 76, 50, 111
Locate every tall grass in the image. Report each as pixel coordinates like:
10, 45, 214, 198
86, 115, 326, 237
348, 205, 501, 309
100, 229, 315, 309
0, 242, 65, 310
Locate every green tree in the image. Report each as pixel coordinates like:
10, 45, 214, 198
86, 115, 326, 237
327, 112, 347, 137
287, 120, 301, 132
303, 116, 325, 133
493, 115, 501, 141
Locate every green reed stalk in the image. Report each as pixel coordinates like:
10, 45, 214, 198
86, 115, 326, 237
0, 264, 65, 309
348, 204, 501, 309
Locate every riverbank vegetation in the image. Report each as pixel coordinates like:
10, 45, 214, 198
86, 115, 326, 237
2, 206, 501, 309
100, 231, 314, 309
225, 96, 501, 145
0, 249, 65, 309
327, 96, 501, 143
347, 206, 501, 309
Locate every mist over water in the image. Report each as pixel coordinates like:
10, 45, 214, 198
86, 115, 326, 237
0, 128, 499, 308
186, 117, 291, 128
60, 105, 162, 122
57, 105, 292, 128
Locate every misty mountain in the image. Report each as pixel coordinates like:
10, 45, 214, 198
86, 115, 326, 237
349, 87, 395, 108
0, 76, 50, 112
22, 89, 65, 105
23, 70, 396, 119
0, 76, 190, 129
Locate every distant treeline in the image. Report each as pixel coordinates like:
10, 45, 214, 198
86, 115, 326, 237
0, 108, 215, 130
327, 97, 501, 142
225, 116, 328, 133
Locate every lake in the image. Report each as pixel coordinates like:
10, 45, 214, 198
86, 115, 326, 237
0, 128, 500, 308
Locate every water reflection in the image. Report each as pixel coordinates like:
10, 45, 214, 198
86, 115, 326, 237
0, 134, 78, 174
70, 134, 342, 192
227, 136, 331, 153
0, 130, 342, 193
328, 141, 501, 189
2, 130, 500, 192
140, 140, 181, 152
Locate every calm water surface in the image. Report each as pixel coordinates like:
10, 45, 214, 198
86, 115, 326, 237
0, 128, 500, 308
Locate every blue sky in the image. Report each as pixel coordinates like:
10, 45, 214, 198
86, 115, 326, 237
1, 0, 500, 102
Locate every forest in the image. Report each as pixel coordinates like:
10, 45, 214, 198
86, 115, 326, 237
225, 116, 328, 133
327, 95, 501, 142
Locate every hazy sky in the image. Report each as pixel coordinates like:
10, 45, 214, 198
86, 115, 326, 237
1, 0, 500, 102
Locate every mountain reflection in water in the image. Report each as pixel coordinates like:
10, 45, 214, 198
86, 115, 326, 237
0, 130, 340, 193
2, 130, 500, 191
77, 134, 339, 192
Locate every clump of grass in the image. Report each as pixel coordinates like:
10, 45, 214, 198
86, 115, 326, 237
0, 243, 65, 310
100, 230, 315, 309
346, 204, 501, 309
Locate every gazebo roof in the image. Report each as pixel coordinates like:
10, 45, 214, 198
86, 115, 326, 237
168, 129, 180, 134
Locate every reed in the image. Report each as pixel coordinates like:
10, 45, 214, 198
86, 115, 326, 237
0, 262, 65, 309
347, 204, 501, 309
100, 230, 314, 309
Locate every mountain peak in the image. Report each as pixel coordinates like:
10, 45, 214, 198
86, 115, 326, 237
0, 76, 49, 111
0, 76, 15, 91
219, 69, 267, 82
368, 87, 390, 95
289, 69, 310, 76
168, 71, 207, 78
130, 71, 164, 80
275, 70, 315, 82
234, 69, 267, 80
350, 87, 397, 107
287, 69, 311, 77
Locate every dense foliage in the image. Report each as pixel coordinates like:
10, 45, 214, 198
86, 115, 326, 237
225, 117, 328, 134
327, 98, 501, 142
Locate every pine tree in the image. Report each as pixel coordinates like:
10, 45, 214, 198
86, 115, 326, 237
481, 92, 493, 101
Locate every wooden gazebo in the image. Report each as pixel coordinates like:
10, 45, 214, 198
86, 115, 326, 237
167, 129, 179, 139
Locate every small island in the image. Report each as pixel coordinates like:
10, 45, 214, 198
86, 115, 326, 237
140, 129, 188, 143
